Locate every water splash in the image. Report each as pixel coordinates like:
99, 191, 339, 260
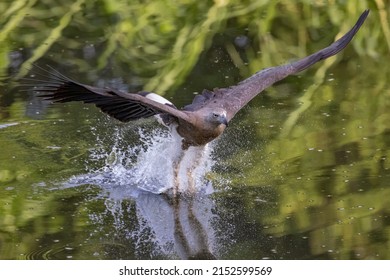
68, 123, 216, 194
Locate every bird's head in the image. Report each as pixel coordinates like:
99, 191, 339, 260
205, 108, 228, 127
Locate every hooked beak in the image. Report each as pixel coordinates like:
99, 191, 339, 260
219, 115, 228, 127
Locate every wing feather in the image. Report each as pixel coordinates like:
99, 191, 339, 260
33, 68, 191, 123
193, 10, 369, 121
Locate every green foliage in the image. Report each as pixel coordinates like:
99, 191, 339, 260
0, 0, 384, 90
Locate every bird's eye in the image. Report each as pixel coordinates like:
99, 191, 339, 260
213, 113, 219, 118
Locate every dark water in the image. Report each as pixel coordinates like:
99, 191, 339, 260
1, 1, 390, 259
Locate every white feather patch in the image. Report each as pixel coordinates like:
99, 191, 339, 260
145, 93, 173, 106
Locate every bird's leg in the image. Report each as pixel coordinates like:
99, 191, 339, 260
186, 145, 206, 194
187, 169, 195, 194
173, 141, 205, 195
173, 144, 188, 196
173, 154, 182, 197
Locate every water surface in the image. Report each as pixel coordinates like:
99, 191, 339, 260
1, 1, 390, 259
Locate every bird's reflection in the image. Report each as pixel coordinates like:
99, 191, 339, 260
105, 183, 217, 259
62, 169, 220, 259
169, 194, 216, 259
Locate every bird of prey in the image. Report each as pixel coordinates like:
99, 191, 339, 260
36, 10, 369, 151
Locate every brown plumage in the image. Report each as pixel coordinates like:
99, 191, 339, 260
35, 10, 369, 150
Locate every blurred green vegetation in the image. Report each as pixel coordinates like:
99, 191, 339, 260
1, 0, 390, 259
0, 0, 383, 90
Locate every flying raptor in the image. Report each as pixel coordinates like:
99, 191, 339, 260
36, 10, 369, 151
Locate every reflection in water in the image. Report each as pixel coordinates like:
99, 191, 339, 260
105, 190, 217, 259
54, 126, 222, 259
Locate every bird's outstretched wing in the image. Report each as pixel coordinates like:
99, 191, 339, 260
188, 10, 369, 121
33, 67, 191, 123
